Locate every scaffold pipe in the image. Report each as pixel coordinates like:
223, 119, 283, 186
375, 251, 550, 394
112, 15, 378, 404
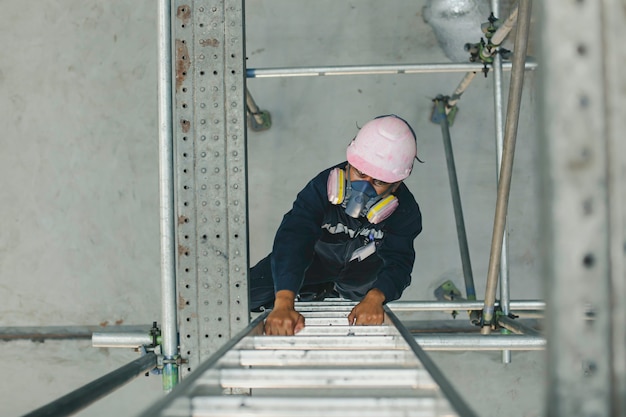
138, 313, 269, 417
388, 299, 544, 312
158, 0, 179, 391
415, 333, 545, 350
482, 0, 533, 334
22, 352, 157, 417
246, 61, 537, 78
492, 0, 512, 365
92, 332, 154, 348
432, 99, 478, 326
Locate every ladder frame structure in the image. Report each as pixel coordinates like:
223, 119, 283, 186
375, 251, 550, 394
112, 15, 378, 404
140, 301, 478, 417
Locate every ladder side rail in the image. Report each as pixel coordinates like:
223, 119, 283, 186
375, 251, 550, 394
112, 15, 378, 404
137, 312, 268, 417
384, 306, 479, 417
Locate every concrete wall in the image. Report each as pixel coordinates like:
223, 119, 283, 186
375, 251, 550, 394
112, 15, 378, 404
0, 2, 164, 415
0, 1, 543, 416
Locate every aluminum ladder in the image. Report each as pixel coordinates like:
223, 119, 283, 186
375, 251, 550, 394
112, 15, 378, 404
140, 301, 477, 417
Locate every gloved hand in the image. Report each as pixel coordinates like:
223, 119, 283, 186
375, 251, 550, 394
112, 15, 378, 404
264, 290, 305, 335
348, 288, 385, 325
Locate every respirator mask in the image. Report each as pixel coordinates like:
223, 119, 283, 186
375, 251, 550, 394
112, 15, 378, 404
327, 166, 399, 224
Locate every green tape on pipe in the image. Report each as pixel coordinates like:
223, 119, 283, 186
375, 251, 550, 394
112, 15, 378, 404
162, 363, 179, 392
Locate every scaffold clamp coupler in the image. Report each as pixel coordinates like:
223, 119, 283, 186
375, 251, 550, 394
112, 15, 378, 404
479, 307, 498, 330
162, 356, 187, 368
481, 12, 499, 40
149, 321, 162, 348
138, 345, 163, 376
466, 12, 515, 78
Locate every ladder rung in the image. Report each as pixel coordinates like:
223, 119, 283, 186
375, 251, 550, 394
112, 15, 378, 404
295, 325, 400, 336
234, 335, 410, 350
243, 387, 446, 398
218, 349, 421, 367
198, 368, 439, 389
190, 396, 455, 417
295, 300, 355, 308
296, 305, 355, 313
140, 302, 475, 417
297, 317, 353, 325
299, 311, 351, 318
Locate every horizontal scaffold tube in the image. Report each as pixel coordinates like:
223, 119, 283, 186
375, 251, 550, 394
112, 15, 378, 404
247, 60, 538, 78
388, 300, 545, 311
92, 332, 154, 348
415, 334, 545, 350
0, 325, 152, 342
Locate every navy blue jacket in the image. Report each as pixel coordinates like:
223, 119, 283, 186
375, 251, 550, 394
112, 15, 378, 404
271, 162, 422, 303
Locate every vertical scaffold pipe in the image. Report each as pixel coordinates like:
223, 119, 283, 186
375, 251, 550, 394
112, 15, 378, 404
433, 98, 478, 324
491, 0, 512, 364
158, 0, 179, 390
482, 0, 533, 335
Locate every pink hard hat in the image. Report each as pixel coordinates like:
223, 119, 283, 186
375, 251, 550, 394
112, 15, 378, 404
346, 115, 418, 183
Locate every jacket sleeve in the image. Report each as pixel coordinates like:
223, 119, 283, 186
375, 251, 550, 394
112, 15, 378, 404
371, 187, 422, 303
271, 169, 330, 294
